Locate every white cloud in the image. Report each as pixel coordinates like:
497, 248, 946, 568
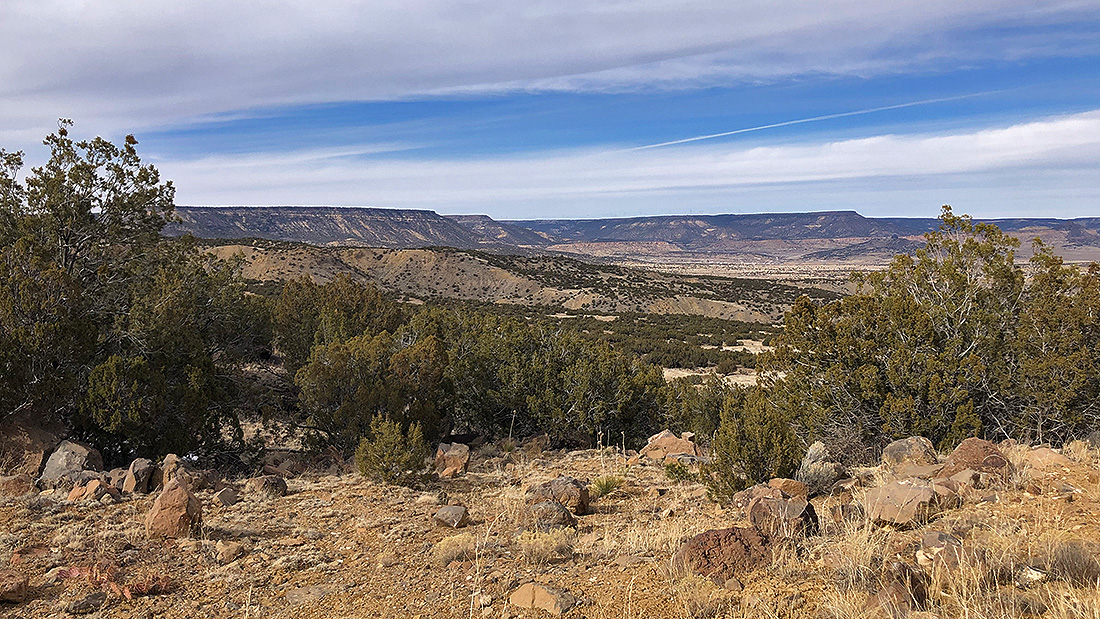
1, 0, 1097, 140
159, 110, 1100, 218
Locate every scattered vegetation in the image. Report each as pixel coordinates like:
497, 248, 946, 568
589, 475, 625, 499
353, 415, 430, 488
515, 529, 575, 565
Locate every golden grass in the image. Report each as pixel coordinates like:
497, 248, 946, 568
515, 528, 575, 565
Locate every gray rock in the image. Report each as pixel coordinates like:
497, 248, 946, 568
214, 487, 239, 507
432, 505, 470, 528
244, 475, 287, 500
38, 441, 104, 489
882, 437, 939, 468
528, 501, 576, 530
66, 591, 107, 614
122, 458, 154, 494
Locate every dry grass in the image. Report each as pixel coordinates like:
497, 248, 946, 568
515, 529, 574, 565
431, 533, 478, 567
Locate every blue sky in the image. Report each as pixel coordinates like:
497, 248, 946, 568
1, 1, 1098, 219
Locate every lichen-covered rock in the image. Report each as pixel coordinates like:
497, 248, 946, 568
882, 437, 939, 469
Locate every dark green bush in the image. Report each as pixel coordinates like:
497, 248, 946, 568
354, 415, 430, 487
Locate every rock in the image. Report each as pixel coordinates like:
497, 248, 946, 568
673, 527, 772, 583
244, 475, 287, 500
747, 494, 817, 537
145, 479, 202, 538
729, 483, 784, 511
819, 502, 865, 535
37, 440, 103, 488
433, 505, 470, 528
916, 531, 964, 570
435, 443, 471, 478
863, 478, 957, 527
939, 438, 1013, 482
882, 437, 939, 469
107, 467, 128, 489
0, 569, 29, 603
1022, 447, 1072, 470
122, 458, 154, 494
796, 441, 847, 496
213, 487, 238, 507
639, 429, 700, 462
67, 479, 119, 502
161, 454, 184, 485
215, 540, 244, 563
66, 591, 107, 614
0, 474, 36, 498
528, 501, 576, 530
525, 476, 590, 515
767, 478, 808, 498
509, 583, 576, 616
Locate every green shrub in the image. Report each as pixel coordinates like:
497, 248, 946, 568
354, 415, 429, 487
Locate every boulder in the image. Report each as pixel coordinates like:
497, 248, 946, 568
434, 443, 470, 478
528, 501, 576, 530
433, 505, 470, 528
122, 458, 155, 494
213, 487, 239, 507
729, 483, 784, 511
161, 454, 184, 485
863, 478, 958, 527
244, 475, 287, 500
1021, 447, 1071, 470
882, 437, 939, 469
0, 569, 29, 603
525, 476, 590, 515
509, 583, 576, 616
938, 438, 1013, 482
747, 494, 817, 537
37, 440, 103, 488
0, 474, 36, 498
145, 479, 202, 538
66, 591, 107, 615
796, 441, 847, 496
673, 527, 773, 583
107, 467, 128, 489
640, 429, 700, 462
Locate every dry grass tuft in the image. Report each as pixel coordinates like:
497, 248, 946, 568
671, 574, 730, 618
515, 529, 574, 565
431, 533, 478, 567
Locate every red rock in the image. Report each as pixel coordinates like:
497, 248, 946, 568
747, 494, 817, 536
767, 478, 808, 498
435, 443, 470, 478
863, 479, 953, 527
509, 583, 575, 616
0, 568, 28, 603
144, 480, 202, 539
640, 430, 700, 462
939, 438, 1013, 481
673, 527, 772, 583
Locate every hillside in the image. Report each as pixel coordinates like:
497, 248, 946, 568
204, 240, 836, 322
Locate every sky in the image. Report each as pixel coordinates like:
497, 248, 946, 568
1, 1, 1098, 220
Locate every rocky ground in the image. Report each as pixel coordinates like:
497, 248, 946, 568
1, 434, 1099, 619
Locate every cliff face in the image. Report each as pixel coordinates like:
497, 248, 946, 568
167, 206, 490, 248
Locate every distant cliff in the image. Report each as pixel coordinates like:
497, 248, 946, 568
167, 206, 489, 248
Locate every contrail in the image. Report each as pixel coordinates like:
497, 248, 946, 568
628, 91, 1004, 151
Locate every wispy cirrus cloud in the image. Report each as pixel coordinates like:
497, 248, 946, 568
1, 0, 1098, 141
160, 110, 1100, 218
